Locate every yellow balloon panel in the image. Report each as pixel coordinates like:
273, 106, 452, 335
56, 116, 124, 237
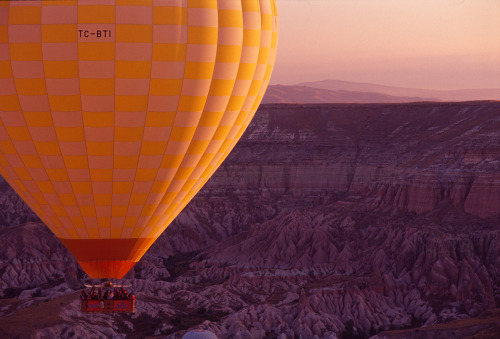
0, 0, 278, 278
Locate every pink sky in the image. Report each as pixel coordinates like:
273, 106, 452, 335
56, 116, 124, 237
272, 0, 500, 90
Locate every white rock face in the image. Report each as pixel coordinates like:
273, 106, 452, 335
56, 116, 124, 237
1, 102, 500, 338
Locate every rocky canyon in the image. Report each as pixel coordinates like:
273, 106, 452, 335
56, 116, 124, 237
0, 101, 500, 338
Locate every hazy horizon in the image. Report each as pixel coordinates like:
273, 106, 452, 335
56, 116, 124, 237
270, 78, 500, 91
272, 0, 500, 90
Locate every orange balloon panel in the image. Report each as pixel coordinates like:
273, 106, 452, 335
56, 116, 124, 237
0, 0, 278, 279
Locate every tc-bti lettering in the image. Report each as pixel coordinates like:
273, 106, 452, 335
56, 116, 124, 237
78, 30, 112, 38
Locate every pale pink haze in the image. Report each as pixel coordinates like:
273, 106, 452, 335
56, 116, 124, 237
274, 0, 500, 90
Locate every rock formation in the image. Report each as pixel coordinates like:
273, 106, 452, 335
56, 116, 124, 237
0, 101, 499, 338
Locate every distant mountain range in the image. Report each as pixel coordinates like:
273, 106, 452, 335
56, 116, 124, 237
262, 79, 500, 103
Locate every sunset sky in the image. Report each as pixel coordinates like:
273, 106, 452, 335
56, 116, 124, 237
272, 0, 500, 90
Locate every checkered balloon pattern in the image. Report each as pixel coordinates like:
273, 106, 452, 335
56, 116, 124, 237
0, 0, 278, 278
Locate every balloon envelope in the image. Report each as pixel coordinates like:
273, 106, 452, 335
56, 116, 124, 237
182, 329, 218, 339
0, 0, 278, 278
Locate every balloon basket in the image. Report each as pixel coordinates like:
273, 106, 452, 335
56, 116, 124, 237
80, 282, 135, 313
80, 299, 135, 313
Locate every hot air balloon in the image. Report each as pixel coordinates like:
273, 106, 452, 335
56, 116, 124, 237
182, 329, 218, 339
0, 0, 278, 279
